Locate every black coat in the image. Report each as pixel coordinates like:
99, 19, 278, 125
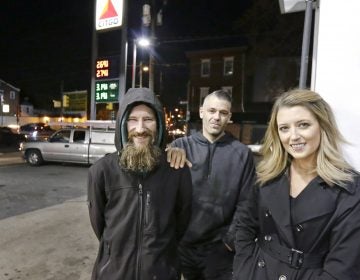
233, 172, 360, 280
88, 153, 192, 280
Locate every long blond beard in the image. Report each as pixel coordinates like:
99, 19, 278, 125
119, 141, 162, 174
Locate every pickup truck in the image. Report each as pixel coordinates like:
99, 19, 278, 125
20, 127, 116, 166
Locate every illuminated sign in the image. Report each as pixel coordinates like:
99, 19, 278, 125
96, 59, 110, 78
96, 0, 123, 31
63, 91, 88, 112
95, 80, 119, 103
2, 104, 9, 113
95, 57, 120, 80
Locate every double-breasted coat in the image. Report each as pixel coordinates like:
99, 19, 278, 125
233, 171, 360, 280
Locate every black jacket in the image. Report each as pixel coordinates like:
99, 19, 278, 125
88, 88, 193, 280
172, 131, 255, 249
234, 172, 360, 280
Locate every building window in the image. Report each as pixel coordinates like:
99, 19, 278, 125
201, 59, 211, 77
199, 87, 210, 106
10, 91, 16, 99
222, 86, 233, 97
223, 57, 234, 76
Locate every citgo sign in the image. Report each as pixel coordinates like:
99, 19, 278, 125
96, 0, 123, 31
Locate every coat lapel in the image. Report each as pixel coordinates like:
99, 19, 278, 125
261, 174, 295, 246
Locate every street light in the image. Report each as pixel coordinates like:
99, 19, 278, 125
132, 37, 150, 88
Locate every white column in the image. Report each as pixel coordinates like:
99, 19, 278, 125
312, 0, 360, 171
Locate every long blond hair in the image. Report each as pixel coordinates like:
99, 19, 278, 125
257, 89, 354, 187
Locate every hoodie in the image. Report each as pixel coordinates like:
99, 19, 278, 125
115, 87, 166, 151
88, 88, 193, 280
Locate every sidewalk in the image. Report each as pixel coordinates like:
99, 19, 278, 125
0, 145, 24, 166
0, 196, 98, 280
0, 151, 24, 166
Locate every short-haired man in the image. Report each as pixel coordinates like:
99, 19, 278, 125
168, 90, 256, 279
88, 88, 193, 280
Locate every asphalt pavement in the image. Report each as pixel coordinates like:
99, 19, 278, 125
0, 148, 98, 280
0, 147, 185, 280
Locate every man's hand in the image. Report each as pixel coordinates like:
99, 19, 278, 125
166, 146, 192, 169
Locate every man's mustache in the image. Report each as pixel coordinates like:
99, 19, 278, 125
128, 130, 152, 139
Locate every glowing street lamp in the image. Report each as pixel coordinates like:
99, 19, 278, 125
132, 37, 150, 88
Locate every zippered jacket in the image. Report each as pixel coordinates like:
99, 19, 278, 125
88, 88, 193, 280
172, 131, 255, 249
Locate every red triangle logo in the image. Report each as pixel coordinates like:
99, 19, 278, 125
100, 0, 118, 19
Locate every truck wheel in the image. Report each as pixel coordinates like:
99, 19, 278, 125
26, 149, 43, 166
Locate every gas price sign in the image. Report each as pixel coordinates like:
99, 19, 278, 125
95, 56, 120, 79
95, 80, 119, 103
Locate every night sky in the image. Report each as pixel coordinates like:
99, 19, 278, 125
1, 0, 93, 109
1, 0, 300, 110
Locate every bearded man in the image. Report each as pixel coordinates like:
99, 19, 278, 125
87, 88, 193, 280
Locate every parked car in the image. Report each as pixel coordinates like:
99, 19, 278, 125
20, 127, 116, 166
0, 127, 25, 147
19, 123, 55, 141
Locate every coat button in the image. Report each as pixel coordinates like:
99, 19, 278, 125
278, 275, 287, 280
257, 260, 266, 268
265, 210, 271, 217
264, 235, 272, 241
295, 224, 303, 232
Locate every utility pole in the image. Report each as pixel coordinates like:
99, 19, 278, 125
139, 61, 143, 87
0, 89, 3, 126
299, 0, 315, 89
143, 0, 156, 91
148, 39, 155, 91
119, 0, 128, 102
132, 40, 137, 88
60, 81, 64, 122
90, 14, 98, 120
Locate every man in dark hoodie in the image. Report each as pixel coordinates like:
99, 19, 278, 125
87, 88, 193, 280
168, 90, 256, 280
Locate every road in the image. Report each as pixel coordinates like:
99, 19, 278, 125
0, 162, 88, 219
0, 156, 98, 280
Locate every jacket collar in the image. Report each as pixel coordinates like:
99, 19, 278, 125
333, 171, 358, 194
193, 131, 233, 144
